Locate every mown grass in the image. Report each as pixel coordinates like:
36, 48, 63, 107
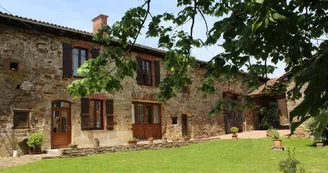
2, 139, 327, 173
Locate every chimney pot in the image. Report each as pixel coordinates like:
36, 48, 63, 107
92, 14, 108, 34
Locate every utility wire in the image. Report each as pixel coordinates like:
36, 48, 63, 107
0, 5, 46, 36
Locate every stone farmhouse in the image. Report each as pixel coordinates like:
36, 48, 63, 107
0, 12, 289, 156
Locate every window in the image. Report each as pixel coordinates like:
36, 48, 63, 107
10, 62, 19, 71
13, 111, 29, 128
80, 98, 114, 130
171, 117, 178, 125
132, 102, 160, 124
73, 48, 87, 77
62, 42, 99, 78
81, 98, 103, 130
136, 57, 161, 86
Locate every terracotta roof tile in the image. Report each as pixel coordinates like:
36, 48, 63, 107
0, 11, 166, 54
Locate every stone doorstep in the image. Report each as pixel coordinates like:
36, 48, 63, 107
46, 149, 63, 156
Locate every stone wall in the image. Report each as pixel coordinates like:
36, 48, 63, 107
0, 24, 260, 157
284, 78, 312, 138
61, 139, 216, 157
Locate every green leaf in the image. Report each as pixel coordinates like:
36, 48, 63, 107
254, 0, 264, 4
272, 13, 287, 21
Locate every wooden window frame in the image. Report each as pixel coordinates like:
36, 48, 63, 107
81, 99, 104, 130
72, 47, 88, 77
132, 102, 161, 125
13, 111, 30, 129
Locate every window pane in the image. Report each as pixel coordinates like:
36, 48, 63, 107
131, 104, 135, 124
154, 105, 160, 124
145, 105, 152, 124
73, 48, 78, 55
14, 112, 28, 128
52, 101, 69, 107
95, 101, 102, 129
73, 54, 79, 76
81, 50, 86, 57
146, 61, 152, 85
53, 111, 60, 133
81, 55, 86, 65
61, 111, 67, 132
137, 104, 144, 124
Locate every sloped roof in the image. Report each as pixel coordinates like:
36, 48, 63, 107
248, 78, 278, 96
0, 11, 166, 55
248, 72, 290, 96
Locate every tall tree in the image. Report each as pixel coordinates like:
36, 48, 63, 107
68, 0, 328, 134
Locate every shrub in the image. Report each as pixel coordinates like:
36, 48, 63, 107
269, 129, 280, 139
27, 133, 44, 148
230, 127, 239, 135
279, 148, 307, 173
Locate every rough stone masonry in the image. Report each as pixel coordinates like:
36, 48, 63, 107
0, 14, 261, 157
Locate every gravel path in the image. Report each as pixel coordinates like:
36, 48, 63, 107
0, 155, 43, 170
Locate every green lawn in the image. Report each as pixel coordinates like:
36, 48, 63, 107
2, 139, 328, 173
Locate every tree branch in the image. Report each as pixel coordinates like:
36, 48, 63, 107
197, 7, 209, 36
123, 0, 151, 58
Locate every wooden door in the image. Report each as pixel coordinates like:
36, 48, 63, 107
132, 102, 161, 139
182, 114, 188, 137
224, 110, 240, 134
51, 101, 71, 148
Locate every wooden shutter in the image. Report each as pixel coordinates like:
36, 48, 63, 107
106, 100, 114, 130
62, 43, 73, 78
154, 61, 160, 87
91, 48, 100, 59
80, 98, 90, 129
136, 57, 143, 85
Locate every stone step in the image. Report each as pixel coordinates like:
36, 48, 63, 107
46, 149, 62, 156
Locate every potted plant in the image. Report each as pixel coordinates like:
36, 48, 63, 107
148, 136, 154, 144
128, 137, 138, 145
315, 139, 324, 148
230, 127, 239, 139
270, 129, 282, 148
27, 133, 44, 154
183, 136, 190, 142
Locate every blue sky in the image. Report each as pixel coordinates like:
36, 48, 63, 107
1, 0, 285, 78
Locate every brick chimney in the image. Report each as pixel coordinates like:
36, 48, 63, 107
92, 14, 108, 34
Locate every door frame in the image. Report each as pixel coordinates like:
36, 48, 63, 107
51, 100, 72, 149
